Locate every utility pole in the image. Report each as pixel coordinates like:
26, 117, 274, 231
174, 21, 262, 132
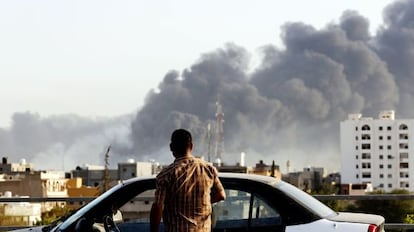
103, 145, 111, 193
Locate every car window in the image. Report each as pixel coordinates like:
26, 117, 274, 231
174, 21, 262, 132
115, 189, 156, 231
213, 189, 281, 231
118, 189, 155, 222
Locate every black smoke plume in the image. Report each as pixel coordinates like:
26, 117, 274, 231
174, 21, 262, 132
2, 0, 414, 172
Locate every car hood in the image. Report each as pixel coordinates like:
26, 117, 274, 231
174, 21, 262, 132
330, 212, 385, 226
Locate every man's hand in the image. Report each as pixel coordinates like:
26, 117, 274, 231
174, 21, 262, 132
150, 203, 163, 232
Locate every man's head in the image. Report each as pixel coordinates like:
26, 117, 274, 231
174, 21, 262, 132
170, 129, 193, 157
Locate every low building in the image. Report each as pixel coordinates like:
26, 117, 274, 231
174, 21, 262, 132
0, 191, 41, 226
71, 164, 118, 188
118, 160, 153, 180
0, 157, 34, 174
283, 167, 324, 193
250, 160, 281, 179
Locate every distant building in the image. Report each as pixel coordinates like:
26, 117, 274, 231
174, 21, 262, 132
0, 170, 68, 212
0, 157, 34, 174
340, 183, 373, 195
340, 110, 414, 192
71, 164, 118, 188
118, 160, 153, 180
0, 191, 41, 227
251, 160, 281, 179
216, 164, 250, 173
283, 167, 324, 192
66, 178, 100, 209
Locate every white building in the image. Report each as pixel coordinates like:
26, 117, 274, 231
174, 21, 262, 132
118, 160, 153, 180
340, 110, 414, 192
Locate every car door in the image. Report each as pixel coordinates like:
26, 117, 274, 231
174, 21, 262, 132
212, 188, 285, 232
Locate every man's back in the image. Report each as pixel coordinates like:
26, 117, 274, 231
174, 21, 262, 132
150, 129, 225, 232
156, 156, 220, 232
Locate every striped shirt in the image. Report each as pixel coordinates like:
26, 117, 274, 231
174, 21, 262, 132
154, 156, 224, 232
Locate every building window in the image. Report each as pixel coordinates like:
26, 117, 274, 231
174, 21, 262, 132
388, 174, 392, 178
379, 136, 383, 140
379, 164, 384, 169
387, 126, 392, 131
356, 174, 359, 179
400, 163, 409, 169
400, 153, 409, 159
400, 182, 409, 188
387, 136, 391, 140
379, 183, 384, 188
355, 155, 358, 160
379, 145, 383, 150
362, 153, 371, 159
379, 155, 383, 159
356, 145, 358, 150
361, 144, 370, 150
387, 155, 393, 159
399, 134, 408, 140
379, 126, 383, 131
400, 143, 409, 149
388, 184, 392, 188
400, 172, 409, 178
361, 134, 371, 140
356, 164, 359, 169
388, 164, 392, 169
387, 145, 392, 150
399, 124, 408, 130
362, 163, 371, 169
362, 172, 371, 178
355, 126, 358, 131
355, 136, 358, 140
380, 174, 384, 178
362, 125, 370, 131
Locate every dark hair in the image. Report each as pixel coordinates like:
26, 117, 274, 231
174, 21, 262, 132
170, 129, 192, 154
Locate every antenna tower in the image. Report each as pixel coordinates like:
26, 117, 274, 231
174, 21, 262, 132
206, 123, 212, 162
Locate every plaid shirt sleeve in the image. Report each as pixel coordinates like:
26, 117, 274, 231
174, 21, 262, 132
210, 166, 224, 196
154, 176, 167, 205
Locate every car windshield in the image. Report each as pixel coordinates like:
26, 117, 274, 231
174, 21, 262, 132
276, 181, 336, 218
55, 182, 123, 231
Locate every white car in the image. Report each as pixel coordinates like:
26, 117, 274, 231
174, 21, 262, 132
10, 173, 385, 232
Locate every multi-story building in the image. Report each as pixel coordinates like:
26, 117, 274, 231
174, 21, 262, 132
71, 164, 118, 188
340, 110, 414, 192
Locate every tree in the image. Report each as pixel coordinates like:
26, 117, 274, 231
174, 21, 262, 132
349, 189, 414, 223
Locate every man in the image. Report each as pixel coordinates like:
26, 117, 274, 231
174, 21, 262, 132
150, 129, 226, 232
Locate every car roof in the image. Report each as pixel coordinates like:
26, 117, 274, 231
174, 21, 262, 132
119, 172, 281, 188
218, 172, 281, 185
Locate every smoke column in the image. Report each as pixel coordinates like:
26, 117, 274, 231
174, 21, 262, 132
2, 0, 414, 172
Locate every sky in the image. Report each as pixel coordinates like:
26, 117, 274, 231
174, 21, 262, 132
2, 0, 409, 172
0, 0, 393, 128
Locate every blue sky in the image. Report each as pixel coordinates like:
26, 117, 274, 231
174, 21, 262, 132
0, 0, 394, 128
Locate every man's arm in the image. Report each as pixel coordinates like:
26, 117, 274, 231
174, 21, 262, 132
150, 202, 163, 232
211, 187, 226, 203
211, 175, 226, 204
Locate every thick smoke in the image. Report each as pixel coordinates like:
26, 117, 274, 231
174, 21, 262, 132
3, 0, 414, 172
0, 112, 133, 170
